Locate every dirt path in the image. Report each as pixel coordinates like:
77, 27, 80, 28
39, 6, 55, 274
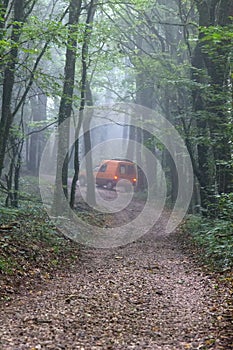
0, 206, 221, 350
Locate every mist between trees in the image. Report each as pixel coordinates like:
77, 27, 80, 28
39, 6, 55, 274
0, 0, 232, 221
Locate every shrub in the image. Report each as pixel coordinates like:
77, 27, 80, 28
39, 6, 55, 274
184, 214, 233, 270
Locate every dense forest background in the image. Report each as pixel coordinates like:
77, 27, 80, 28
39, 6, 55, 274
0, 0, 232, 265
0, 2, 233, 346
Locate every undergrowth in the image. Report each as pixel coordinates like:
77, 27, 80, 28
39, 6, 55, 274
0, 200, 80, 300
0, 177, 111, 300
183, 193, 233, 270
184, 215, 233, 270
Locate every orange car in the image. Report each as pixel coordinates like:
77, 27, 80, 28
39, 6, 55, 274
79, 159, 137, 190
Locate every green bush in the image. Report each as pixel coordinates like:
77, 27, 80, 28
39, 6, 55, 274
217, 192, 233, 221
184, 214, 233, 270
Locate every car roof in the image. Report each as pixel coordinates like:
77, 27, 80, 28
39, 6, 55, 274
101, 159, 135, 164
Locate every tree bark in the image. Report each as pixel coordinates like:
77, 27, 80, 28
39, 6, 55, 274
0, 0, 24, 178
28, 88, 47, 175
192, 0, 233, 213
70, 0, 98, 209
53, 0, 82, 215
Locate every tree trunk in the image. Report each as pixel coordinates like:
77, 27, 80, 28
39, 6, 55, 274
0, 0, 24, 178
28, 88, 47, 175
53, 0, 82, 215
191, 0, 233, 213
70, 0, 97, 209
201, 0, 233, 194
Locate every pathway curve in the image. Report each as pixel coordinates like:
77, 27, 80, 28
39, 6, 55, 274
0, 213, 219, 349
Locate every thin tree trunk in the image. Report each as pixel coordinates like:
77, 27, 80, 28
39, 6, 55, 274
28, 88, 47, 175
0, 0, 24, 178
53, 0, 82, 215
70, 0, 98, 209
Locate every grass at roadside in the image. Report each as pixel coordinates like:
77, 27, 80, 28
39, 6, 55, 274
0, 203, 81, 301
183, 215, 233, 270
181, 214, 233, 350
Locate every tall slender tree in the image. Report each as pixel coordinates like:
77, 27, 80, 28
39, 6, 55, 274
70, 0, 98, 209
53, 0, 82, 215
0, 0, 25, 178
191, 0, 233, 213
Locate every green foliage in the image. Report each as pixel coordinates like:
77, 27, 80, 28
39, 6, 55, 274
0, 206, 20, 221
0, 257, 17, 274
0, 200, 80, 300
199, 25, 233, 71
184, 214, 233, 270
0, 203, 54, 238
200, 25, 233, 45
217, 192, 233, 221
21, 16, 67, 46
144, 136, 164, 151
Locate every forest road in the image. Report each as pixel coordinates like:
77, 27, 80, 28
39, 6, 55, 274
0, 191, 220, 350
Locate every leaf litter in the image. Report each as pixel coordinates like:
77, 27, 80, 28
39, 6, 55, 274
0, 202, 232, 349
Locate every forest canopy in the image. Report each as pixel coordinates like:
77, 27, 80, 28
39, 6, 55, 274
0, 0, 232, 222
